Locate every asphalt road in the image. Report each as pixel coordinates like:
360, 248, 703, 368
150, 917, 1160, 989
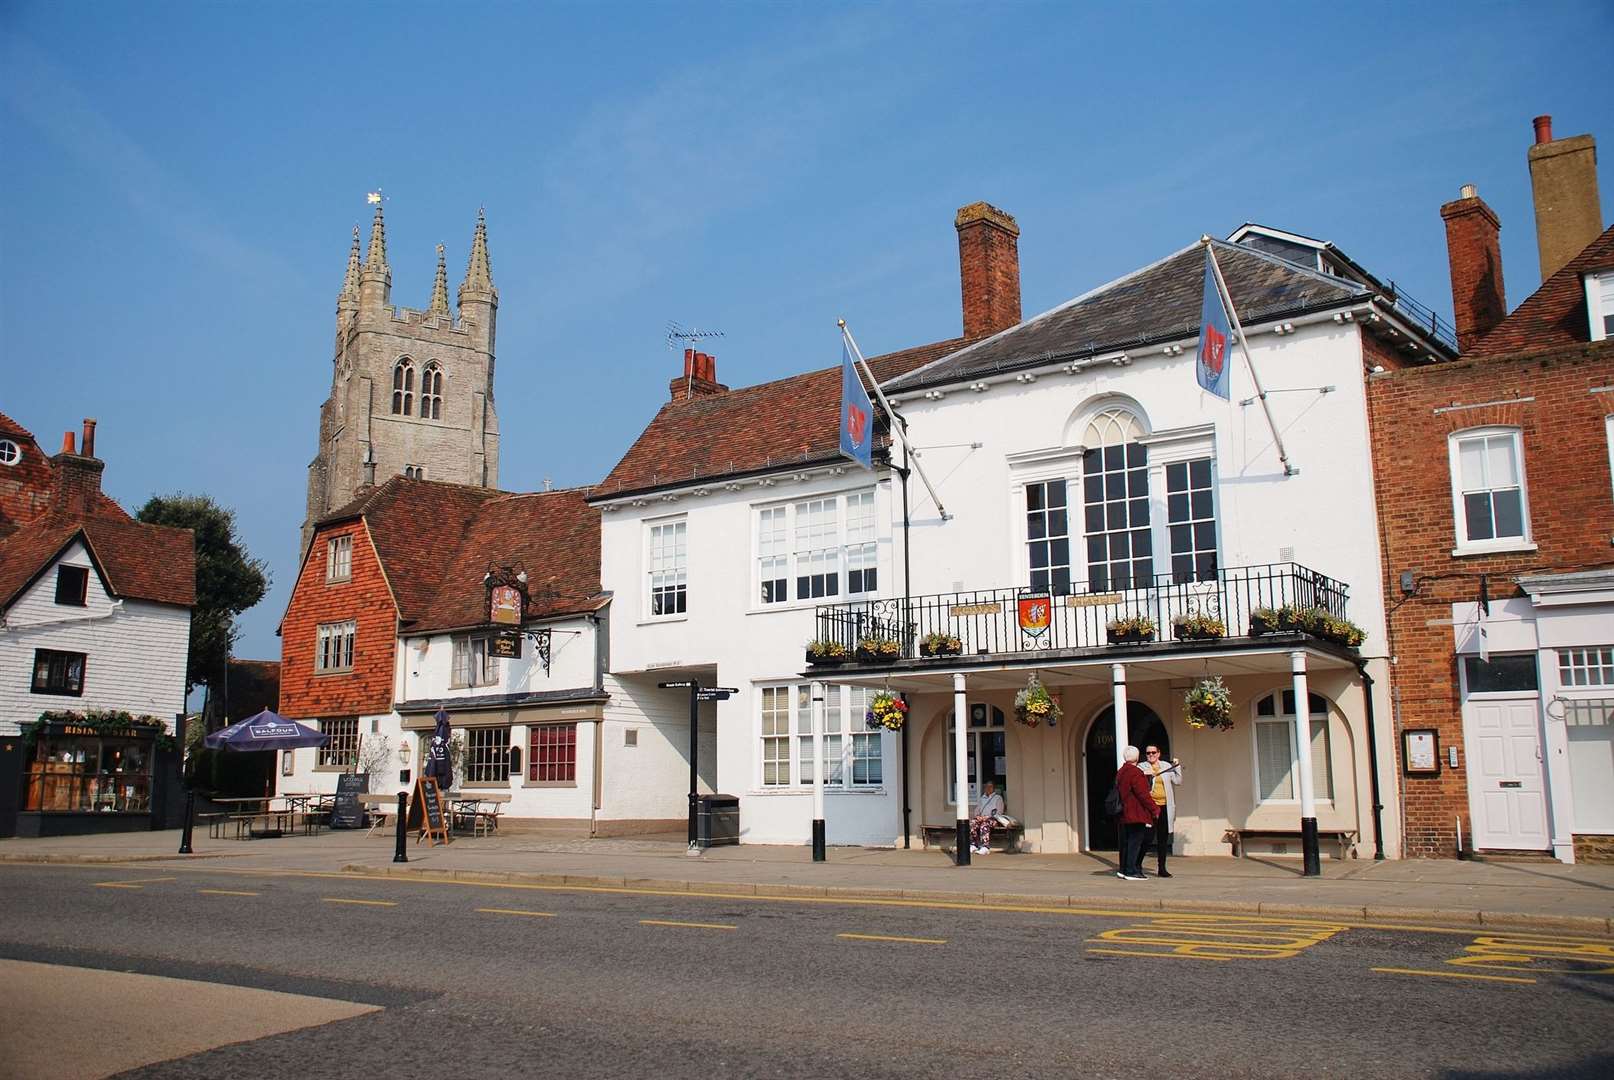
1, 863, 1610, 1079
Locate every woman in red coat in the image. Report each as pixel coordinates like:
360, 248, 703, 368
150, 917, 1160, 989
1115, 746, 1156, 880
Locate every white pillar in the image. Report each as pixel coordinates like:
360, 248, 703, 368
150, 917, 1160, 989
952, 673, 970, 823
810, 681, 826, 824
1112, 663, 1129, 771
1290, 651, 1317, 820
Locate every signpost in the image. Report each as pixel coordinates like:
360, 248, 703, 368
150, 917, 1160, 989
659, 681, 737, 847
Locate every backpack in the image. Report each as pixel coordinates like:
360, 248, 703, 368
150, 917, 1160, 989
1103, 783, 1123, 818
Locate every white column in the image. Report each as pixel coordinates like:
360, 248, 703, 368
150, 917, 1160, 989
1290, 651, 1317, 820
811, 681, 826, 825
952, 673, 970, 824
1112, 663, 1129, 771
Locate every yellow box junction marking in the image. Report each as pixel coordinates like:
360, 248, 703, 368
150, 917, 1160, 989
837, 933, 947, 945
1087, 914, 1349, 961
1447, 934, 1614, 977
1373, 966, 1535, 985
640, 919, 736, 931
199, 889, 259, 897
477, 908, 556, 918
321, 898, 397, 907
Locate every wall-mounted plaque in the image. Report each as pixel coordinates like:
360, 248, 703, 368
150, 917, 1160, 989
1403, 728, 1440, 776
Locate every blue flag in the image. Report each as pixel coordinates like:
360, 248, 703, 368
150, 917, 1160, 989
1196, 250, 1233, 400
839, 338, 874, 470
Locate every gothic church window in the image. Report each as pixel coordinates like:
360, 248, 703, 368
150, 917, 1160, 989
421, 363, 443, 420
392, 360, 414, 416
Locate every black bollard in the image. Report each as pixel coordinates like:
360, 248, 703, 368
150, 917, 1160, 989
393, 791, 409, 863
178, 789, 196, 855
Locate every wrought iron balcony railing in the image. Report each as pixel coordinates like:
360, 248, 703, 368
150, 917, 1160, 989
812, 563, 1350, 663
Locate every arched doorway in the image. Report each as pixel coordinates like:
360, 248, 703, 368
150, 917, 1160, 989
1082, 702, 1169, 851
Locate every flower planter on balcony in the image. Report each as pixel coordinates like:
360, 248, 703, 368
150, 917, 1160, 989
1106, 629, 1155, 645
1249, 610, 1280, 636
806, 650, 847, 667
1173, 627, 1224, 642
919, 637, 963, 658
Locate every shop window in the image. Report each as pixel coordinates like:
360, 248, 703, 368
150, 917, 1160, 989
24, 730, 152, 812
1253, 690, 1332, 802
464, 726, 510, 783
31, 649, 85, 696
317, 717, 359, 768
54, 565, 89, 606
529, 724, 577, 783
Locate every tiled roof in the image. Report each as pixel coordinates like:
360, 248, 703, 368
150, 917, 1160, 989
885, 239, 1370, 393
0, 515, 195, 610
593, 337, 965, 500
1469, 224, 1614, 358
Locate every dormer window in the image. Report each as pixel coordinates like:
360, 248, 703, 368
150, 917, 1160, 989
0, 439, 20, 466
1585, 270, 1614, 342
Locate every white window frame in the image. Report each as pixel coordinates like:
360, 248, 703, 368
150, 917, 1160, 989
1251, 689, 1334, 805
314, 620, 356, 673
1448, 427, 1533, 555
1559, 646, 1614, 689
0, 439, 20, 466
752, 488, 881, 610
756, 682, 882, 790
646, 517, 688, 620
326, 534, 352, 583
463, 725, 511, 784
1606, 415, 1614, 506
451, 634, 500, 688
1585, 271, 1614, 343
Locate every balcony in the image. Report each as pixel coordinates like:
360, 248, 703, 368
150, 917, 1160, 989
811, 563, 1355, 667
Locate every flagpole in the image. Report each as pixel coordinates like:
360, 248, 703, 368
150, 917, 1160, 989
840, 320, 950, 520
1203, 237, 1297, 477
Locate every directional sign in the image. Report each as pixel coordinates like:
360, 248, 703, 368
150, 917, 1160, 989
658, 681, 697, 689
696, 688, 737, 701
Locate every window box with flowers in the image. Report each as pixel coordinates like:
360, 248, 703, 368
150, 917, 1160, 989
1249, 607, 1281, 636
1106, 615, 1156, 645
855, 636, 902, 663
919, 631, 963, 658
1184, 675, 1233, 731
1172, 613, 1226, 641
1013, 674, 1061, 727
805, 639, 849, 667
865, 691, 907, 731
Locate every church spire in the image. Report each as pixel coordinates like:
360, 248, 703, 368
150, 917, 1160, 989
359, 198, 391, 305
428, 243, 451, 318
459, 207, 496, 300
363, 202, 389, 275
339, 225, 361, 303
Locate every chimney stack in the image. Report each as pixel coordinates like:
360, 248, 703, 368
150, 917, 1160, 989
1441, 184, 1508, 353
51, 423, 106, 517
1528, 113, 1603, 282
81, 418, 97, 459
669, 347, 729, 402
956, 201, 1022, 340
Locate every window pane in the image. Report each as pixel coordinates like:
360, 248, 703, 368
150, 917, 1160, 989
1166, 461, 1187, 490
1492, 489, 1524, 538
1458, 438, 1486, 488
1463, 492, 1494, 541
1256, 720, 1294, 800
1486, 436, 1518, 486
1463, 654, 1540, 693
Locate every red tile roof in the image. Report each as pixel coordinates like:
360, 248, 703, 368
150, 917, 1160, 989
1470, 224, 1614, 357
591, 337, 965, 500
0, 515, 195, 610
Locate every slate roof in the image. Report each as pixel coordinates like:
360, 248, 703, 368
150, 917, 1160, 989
312, 477, 603, 633
885, 239, 1372, 393
1469, 224, 1614, 358
0, 516, 196, 610
592, 337, 965, 500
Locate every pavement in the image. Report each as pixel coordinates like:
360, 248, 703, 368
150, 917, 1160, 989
4, 826, 1612, 933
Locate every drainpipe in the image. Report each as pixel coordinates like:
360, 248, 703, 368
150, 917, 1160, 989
897, 429, 913, 849
1355, 659, 1387, 861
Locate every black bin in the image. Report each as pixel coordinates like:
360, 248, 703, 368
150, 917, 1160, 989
695, 794, 739, 848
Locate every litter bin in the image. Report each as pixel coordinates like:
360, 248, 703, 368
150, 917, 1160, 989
695, 794, 740, 848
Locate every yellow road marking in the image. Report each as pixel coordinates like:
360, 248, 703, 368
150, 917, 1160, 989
837, 933, 946, 945
322, 898, 397, 907
92, 876, 177, 888
1447, 935, 1614, 976
640, 919, 735, 931
1089, 947, 1230, 961
1374, 966, 1536, 985
92, 882, 145, 889
477, 907, 556, 918
1086, 915, 1349, 961
26, 862, 1613, 944
199, 889, 259, 897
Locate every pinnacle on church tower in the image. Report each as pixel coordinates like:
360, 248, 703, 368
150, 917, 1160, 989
459, 207, 496, 301
428, 243, 451, 318
338, 225, 362, 305
363, 203, 389, 276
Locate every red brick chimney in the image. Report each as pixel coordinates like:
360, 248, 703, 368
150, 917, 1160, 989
1527, 113, 1603, 282
50, 419, 106, 517
669, 348, 729, 402
1441, 184, 1507, 353
956, 201, 1022, 340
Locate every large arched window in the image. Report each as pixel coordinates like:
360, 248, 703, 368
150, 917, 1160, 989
391, 359, 414, 416
1081, 406, 1151, 591
1252, 689, 1333, 803
420, 362, 443, 420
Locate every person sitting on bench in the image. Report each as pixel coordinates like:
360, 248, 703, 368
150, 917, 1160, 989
969, 781, 1006, 855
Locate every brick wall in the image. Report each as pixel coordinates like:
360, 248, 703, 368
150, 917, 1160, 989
955, 202, 1021, 340
278, 520, 398, 720
1366, 341, 1614, 856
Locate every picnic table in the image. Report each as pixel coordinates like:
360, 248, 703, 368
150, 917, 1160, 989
448, 792, 511, 837
357, 793, 396, 837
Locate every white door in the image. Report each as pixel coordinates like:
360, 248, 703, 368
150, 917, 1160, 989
1463, 697, 1549, 850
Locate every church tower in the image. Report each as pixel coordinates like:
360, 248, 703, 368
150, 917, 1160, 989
301, 205, 501, 552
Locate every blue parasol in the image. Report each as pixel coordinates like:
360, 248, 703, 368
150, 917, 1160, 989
424, 708, 454, 789
204, 709, 330, 752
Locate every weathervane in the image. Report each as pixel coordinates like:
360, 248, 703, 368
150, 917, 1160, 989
367, 190, 386, 205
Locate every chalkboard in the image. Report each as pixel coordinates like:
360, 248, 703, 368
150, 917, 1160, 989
329, 772, 368, 829
408, 775, 449, 846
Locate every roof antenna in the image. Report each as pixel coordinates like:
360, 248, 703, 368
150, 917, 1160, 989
667, 321, 725, 397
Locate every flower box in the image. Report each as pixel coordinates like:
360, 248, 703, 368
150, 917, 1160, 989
919, 634, 963, 658
1106, 628, 1155, 645
1249, 608, 1280, 636
806, 650, 846, 667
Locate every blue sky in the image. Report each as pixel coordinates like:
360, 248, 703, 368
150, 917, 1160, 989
3, 1, 1609, 661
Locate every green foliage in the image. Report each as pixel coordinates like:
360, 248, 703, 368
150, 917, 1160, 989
136, 494, 270, 693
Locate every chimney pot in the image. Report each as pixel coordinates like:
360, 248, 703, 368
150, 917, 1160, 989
683, 347, 695, 378
956, 201, 1022, 340
1533, 114, 1553, 145
1460, 183, 1478, 200
60, 431, 76, 455
81, 418, 97, 459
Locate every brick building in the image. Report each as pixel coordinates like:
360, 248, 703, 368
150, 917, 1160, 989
1367, 116, 1614, 862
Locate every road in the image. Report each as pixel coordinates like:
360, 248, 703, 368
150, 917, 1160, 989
0, 863, 1610, 1079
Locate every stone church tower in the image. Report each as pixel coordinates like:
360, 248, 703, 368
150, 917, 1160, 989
301, 205, 501, 552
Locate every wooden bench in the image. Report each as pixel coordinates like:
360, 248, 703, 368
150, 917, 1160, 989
1228, 827, 1358, 860
921, 821, 1025, 853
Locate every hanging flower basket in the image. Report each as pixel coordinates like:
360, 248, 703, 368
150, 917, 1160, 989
1013, 674, 1061, 728
1184, 675, 1233, 731
855, 636, 903, 663
866, 691, 908, 731
919, 631, 963, 658
1106, 615, 1156, 645
805, 639, 848, 666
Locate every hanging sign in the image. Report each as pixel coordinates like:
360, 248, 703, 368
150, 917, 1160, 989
491, 630, 522, 658
489, 585, 523, 626
1018, 593, 1051, 638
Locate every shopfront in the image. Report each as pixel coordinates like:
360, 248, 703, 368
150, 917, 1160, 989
14, 717, 178, 836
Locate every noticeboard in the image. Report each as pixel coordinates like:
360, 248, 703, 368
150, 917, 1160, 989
408, 775, 450, 845
329, 772, 368, 829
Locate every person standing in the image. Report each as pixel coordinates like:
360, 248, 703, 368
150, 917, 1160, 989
1114, 746, 1155, 881
1141, 746, 1183, 878
970, 781, 1005, 855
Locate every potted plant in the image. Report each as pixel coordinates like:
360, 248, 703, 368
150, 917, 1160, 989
855, 635, 903, 663
866, 691, 908, 731
1106, 614, 1157, 645
1318, 614, 1367, 648
805, 639, 849, 666
1249, 607, 1280, 636
1013, 674, 1062, 727
1172, 612, 1226, 641
1184, 675, 1233, 731
919, 631, 963, 657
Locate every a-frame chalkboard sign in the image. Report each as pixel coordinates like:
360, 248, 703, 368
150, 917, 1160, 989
407, 775, 450, 846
